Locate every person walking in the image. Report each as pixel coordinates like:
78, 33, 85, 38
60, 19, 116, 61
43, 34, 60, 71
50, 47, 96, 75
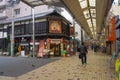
79, 42, 88, 64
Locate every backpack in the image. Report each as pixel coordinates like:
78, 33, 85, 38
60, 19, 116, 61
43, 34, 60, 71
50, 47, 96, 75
80, 45, 87, 54
77, 47, 80, 52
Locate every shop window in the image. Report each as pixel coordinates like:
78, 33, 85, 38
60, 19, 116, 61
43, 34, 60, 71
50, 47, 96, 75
14, 8, 20, 15
25, 23, 33, 34
21, 26, 24, 35
7, 27, 11, 35
35, 21, 47, 34
14, 25, 24, 35
62, 22, 69, 36
15, 27, 20, 35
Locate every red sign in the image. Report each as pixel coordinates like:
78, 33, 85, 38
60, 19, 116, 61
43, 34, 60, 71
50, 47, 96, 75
108, 17, 116, 41
38, 40, 44, 57
70, 27, 74, 36
49, 20, 61, 33
47, 38, 51, 43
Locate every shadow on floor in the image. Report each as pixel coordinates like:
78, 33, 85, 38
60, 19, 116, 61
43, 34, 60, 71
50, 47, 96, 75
0, 57, 59, 77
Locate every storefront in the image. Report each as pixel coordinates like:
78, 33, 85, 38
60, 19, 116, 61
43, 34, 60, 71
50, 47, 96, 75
2, 11, 71, 57
115, 16, 120, 54
107, 17, 116, 55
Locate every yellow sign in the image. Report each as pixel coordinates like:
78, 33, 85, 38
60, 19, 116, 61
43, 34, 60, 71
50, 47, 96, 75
18, 45, 21, 52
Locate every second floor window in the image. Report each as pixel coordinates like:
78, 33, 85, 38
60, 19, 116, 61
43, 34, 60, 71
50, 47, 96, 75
14, 8, 20, 15
0, 9, 4, 13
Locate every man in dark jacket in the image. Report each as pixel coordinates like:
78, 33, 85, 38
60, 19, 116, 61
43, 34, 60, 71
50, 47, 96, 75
79, 42, 88, 64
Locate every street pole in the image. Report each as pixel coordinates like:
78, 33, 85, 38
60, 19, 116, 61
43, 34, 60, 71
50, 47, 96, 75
11, 7, 14, 56
73, 19, 75, 54
2, 27, 4, 55
32, 8, 35, 57
81, 28, 83, 42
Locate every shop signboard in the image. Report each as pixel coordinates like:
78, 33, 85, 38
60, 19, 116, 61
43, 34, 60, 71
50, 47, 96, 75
70, 27, 74, 36
38, 40, 44, 57
50, 39, 61, 44
49, 20, 61, 33
30, 42, 39, 45
108, 17, 116, 41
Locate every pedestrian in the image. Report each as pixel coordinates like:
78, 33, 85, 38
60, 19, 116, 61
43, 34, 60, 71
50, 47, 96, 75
93, 43, 97, 53
79, 42, 88, 64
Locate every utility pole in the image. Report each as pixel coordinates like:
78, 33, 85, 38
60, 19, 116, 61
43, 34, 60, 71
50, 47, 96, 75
73, 19, 76, 54
11, 6, 14, 56
32, 8, 35, 57
7, 0, 20, 56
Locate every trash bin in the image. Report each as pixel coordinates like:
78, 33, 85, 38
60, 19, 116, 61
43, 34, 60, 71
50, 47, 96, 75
62, 50, 66, 57
21, 50, 25, 56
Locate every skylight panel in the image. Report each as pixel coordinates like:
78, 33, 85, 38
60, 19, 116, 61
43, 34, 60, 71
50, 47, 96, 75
87, 19, 92, 27
90, 9, 96, 17
83, 10, 90, 18
89, 0, 96, 6
79, 0, 87, 9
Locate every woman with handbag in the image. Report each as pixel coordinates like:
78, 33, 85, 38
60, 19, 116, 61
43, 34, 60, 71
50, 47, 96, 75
79, 42, 88, 65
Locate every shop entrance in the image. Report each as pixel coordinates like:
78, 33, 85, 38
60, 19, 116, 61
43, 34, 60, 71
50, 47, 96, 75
50, 43, 61, 56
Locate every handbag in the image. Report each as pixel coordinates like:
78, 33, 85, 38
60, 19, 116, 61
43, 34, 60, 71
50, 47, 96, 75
79, 54, 81, 59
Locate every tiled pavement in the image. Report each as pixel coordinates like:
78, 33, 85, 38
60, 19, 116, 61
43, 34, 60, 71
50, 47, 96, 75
0, 50, 115, 80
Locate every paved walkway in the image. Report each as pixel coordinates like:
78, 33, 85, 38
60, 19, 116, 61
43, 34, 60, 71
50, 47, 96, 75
0, 50, 115, 80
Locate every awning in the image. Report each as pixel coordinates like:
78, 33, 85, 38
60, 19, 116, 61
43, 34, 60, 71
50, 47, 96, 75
21, 0, 61, 7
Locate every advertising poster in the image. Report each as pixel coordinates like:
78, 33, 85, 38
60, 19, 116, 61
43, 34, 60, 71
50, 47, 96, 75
70, 27, 74, 36
38, 40, 44, 57
49, 20, 61, 33
108, 17, 116, 41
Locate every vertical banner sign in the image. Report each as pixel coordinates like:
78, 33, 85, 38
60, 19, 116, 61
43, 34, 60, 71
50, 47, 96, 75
38, 40, 44, 57
108, 17, 116, 41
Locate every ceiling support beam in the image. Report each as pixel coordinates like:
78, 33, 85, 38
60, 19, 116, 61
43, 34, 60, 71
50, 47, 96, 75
86, 0, 95, 37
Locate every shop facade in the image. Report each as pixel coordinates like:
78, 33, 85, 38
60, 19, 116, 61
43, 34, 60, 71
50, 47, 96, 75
115, 16, 120, 54
106, 16, 116, 55
0, 11, 71, 57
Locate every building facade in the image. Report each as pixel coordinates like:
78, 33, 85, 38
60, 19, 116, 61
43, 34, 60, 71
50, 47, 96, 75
0, 0, 54, 21
0, 1, 81, 57
0, 0, 7, 21
0, 10, 71, 57
115, 16, 120, 54
0, 1, 54, 55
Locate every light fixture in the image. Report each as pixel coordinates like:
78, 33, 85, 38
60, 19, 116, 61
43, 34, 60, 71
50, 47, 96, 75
92, 11, 95, 16
86, 13, 89, 17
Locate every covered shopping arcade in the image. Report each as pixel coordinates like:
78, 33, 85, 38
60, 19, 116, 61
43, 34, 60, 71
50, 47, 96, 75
19, 0, 114, 55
